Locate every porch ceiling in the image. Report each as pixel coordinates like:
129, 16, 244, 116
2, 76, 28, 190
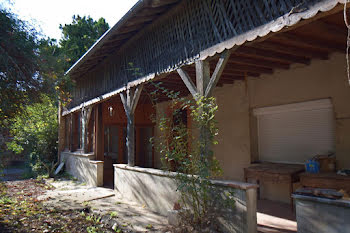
143, 9, 347, 102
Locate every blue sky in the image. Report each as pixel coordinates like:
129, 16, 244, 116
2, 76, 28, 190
2, 0, 138, 40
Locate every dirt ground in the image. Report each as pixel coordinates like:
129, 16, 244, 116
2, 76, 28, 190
0, 178, 170, 233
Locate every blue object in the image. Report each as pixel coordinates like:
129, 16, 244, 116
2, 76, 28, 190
305, 160, 320, 173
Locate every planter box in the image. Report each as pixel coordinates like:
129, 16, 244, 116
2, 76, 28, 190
293, 194, 350, 233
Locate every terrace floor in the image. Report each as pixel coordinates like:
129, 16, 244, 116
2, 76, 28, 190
257, 199, 297, 233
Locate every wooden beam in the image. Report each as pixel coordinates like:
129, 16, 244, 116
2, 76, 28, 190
195, 60, 210, 96
205, 50, 231, 97
275, 33, 344, 53
224, 64, 273, 74
130, 84, 143, 113
94, 104, 103, 161
253, 41, 328, 60
316, 20, 348, 38
177, 68, 198, 98
82, 106, 92, 153
227, 55, 290, 70
236, 46, 310, 65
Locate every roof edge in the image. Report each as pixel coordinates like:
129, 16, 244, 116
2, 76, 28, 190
65, 0, 147, 76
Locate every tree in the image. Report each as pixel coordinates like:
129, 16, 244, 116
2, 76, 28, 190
59, 15, 109, 70
7, 95, 58, 177
0, 7, 41, 126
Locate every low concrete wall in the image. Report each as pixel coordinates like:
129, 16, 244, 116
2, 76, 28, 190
293, 194, 350, 233
61, 151, 103, 187
114, 164, 258, 233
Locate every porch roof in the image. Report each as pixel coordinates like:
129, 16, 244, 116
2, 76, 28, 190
63, 0, 346, 115
65, 0, 181, 77
66, 0, 343, 79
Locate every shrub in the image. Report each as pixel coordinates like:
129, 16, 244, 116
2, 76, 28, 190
7, 95, 58, 177
151, 83, 235, 229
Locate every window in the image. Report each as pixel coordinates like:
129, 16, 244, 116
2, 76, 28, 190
253, 99, 335, 164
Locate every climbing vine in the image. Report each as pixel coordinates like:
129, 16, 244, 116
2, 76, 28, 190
150, 83, 235, 229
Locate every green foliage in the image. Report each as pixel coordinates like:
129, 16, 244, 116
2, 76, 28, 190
0, 8, 110, 124
110, 211, 118, 218
0, 7, 41, 126
59, 15, 109, 70
7, 95, 58, 177
151, 83, 235, 227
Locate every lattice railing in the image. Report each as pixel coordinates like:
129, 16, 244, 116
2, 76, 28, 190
70, 0, 321, 108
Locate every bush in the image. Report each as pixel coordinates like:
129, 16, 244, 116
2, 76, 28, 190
7, 95, 58, 177
151, 83, 235, 229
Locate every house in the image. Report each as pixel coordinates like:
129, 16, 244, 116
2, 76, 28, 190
59, 0, 350, 232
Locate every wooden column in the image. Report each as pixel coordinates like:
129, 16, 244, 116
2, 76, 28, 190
177, 50, 230, 157
177, 50, 231, 99
81, 106, 92, 153
120, 84, 143, 167
70, 113, 74, 151
94, 104, 103, 161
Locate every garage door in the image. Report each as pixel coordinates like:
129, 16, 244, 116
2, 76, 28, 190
253, 99, 335, 164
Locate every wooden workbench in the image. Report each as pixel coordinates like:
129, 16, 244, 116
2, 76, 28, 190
244, 163, 305, 207
300, 172, 350, 193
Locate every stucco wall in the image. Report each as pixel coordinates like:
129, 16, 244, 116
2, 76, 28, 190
61, 151, 104, 187
154, 82, 251, 181
247, 53, 350, 203
153, 53, 350, 204
213, 81, 251, 181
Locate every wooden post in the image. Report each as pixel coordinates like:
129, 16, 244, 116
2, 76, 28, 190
177, 50, 231, 99
70, 113, 73, 151
81, 106, 92, 153
94, 104, 103, 161
246, 188, 257, 233
195, 60, 210, 96
120, 84, 143, 167
177, 51, 231, 157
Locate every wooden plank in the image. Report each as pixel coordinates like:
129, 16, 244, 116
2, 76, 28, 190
195, 60, 210, 96
236, 46, 310, 65
227, 55, 290, 70
253, 41, 329, 60
205, 50, 231, 97
95, 104, 104, 161
275, 33, 344, 53
130, 84, 144, 114
224, 63, 273, 74
177, 68, 198, 98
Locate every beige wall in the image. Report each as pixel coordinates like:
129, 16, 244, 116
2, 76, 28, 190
247, 52, 350, 203
154, 84, 252, 181
248, 52, 350, 169
153, 52, 350, 203
212, 81, 251, 181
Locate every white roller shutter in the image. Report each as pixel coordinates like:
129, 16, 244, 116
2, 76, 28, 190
253, 99, 335, 164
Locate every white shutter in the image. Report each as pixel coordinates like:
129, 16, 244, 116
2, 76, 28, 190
254, 99, 335, 164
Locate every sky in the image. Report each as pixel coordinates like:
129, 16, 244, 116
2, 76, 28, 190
2, 0, 139, 40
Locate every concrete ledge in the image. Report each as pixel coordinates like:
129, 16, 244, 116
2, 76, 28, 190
114, 164, 258, 190
62, 151, 95, 160
293, 194, 350, 233
114, 165, 258, 233
293, 194, 350, 208
90, 160, 104, 165
61, 152, 103, 187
